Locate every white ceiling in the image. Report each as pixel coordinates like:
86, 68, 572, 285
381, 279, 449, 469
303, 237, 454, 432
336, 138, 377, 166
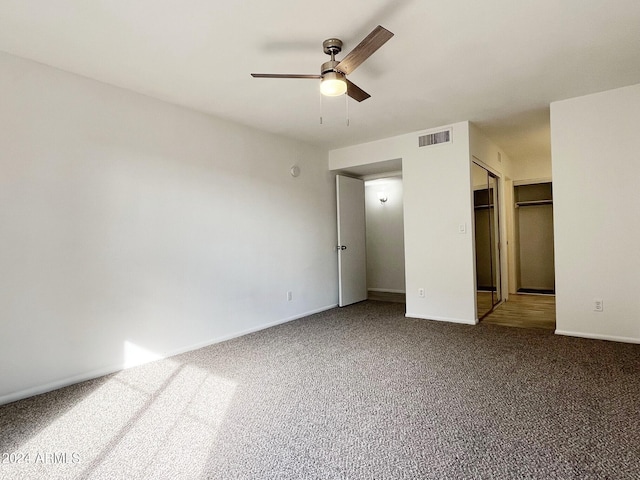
1, 0, 639, 162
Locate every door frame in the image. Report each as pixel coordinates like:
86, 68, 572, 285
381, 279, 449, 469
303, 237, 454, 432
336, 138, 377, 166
334, 168, 405, 308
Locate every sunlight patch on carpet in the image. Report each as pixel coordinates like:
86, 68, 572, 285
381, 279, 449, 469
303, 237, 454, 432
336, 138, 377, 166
2, 359, 236, 479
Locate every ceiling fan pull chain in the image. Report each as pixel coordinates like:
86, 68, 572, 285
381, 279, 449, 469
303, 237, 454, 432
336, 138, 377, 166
345, 92, 350, 127
319, 91, 324, 125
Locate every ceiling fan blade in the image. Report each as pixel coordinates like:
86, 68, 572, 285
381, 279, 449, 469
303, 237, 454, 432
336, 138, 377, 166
251, 73, 322, 79
336, 25, 394, 75
346, 79, 371, 102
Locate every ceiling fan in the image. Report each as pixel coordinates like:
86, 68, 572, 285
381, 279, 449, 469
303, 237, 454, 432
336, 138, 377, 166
251, 25, 394, 102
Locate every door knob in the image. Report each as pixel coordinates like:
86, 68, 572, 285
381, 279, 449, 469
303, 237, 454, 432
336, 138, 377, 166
336, 245, 347, 250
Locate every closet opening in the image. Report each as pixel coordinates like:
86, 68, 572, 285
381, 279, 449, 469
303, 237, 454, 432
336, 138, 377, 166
514, 182, 555, 295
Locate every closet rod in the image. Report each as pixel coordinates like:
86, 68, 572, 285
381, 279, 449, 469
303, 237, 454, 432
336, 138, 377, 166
515, 200, 553, 207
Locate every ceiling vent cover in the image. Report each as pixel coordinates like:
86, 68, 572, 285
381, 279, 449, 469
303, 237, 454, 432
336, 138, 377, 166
418, 128, 452, 147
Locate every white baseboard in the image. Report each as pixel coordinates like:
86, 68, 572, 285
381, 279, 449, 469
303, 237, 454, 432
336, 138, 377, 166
0, 364, 129, 407
165, 303, 339, 357
0, 303, 338, 406
405, 312, 476, 325
555, 330, 640, 344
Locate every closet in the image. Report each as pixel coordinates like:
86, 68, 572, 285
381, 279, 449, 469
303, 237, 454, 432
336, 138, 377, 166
514, 183, 555, 294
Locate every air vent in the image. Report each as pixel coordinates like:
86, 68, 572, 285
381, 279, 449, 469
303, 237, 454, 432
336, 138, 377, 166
418, 128, 452, 147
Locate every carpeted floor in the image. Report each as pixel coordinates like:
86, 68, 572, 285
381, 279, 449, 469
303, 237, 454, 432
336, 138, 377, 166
1, 301, 639, 479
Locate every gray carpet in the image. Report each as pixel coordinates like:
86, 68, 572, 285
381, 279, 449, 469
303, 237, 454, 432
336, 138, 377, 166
1, 301, 639, 479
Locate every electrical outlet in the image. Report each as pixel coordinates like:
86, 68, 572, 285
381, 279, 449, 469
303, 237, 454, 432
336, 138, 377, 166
418, 288, 425, 298
594, 299, 603, 312
287, 291, 293, 302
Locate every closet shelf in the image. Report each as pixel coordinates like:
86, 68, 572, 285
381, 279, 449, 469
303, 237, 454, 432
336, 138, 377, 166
516, 199, 553, 207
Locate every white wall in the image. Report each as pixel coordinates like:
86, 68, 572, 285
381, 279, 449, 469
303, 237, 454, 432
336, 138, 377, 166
0, 52, 338, 404
512, 155, 552, 183
330, 122, 477, 324
551, 84, 640, 343
469, 124, 514, 182
365, 177, 405, 293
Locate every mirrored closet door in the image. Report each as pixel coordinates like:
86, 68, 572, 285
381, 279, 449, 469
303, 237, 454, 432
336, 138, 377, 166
472, 162, 501, 319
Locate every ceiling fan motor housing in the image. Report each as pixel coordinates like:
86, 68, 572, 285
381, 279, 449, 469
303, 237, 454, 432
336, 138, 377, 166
321, 60, 342, 75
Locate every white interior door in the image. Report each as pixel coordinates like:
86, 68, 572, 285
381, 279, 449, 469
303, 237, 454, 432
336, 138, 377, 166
336, 175, 367, 307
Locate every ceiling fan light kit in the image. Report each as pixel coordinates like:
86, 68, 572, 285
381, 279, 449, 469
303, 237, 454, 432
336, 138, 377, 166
320, 72, 347, 96
251, 25, 394, 102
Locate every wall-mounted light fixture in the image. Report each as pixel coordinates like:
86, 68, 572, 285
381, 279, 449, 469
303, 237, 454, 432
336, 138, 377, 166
378, 191, 388, 204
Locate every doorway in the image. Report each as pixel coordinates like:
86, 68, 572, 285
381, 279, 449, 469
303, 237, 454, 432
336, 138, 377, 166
472, 162, 502, 319
335, 171, 405, 307
364, 175, 405, 303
